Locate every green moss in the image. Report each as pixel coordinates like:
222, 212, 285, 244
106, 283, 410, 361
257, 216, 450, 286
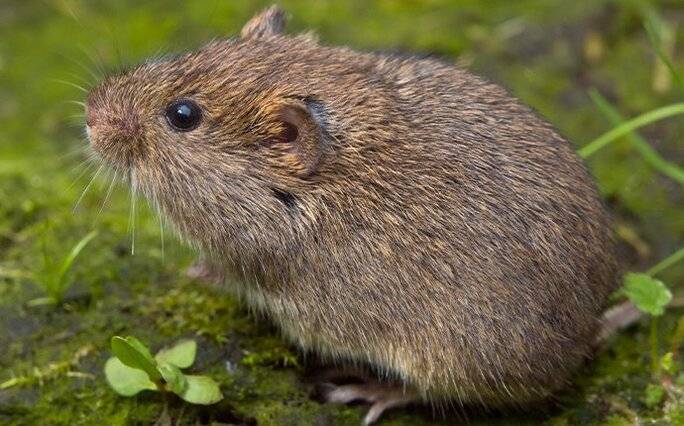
240, 342, 300, 370
138, 284, 251, 344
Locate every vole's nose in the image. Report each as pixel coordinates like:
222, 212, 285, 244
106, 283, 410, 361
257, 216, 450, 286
84, 78, 144, 169
84, 92, 141, 143
85, 103, 98, 128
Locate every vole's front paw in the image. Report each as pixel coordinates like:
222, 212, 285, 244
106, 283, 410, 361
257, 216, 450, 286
318, 381, 417, 425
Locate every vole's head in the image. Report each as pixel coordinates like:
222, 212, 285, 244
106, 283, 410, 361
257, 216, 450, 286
86, 7, 346, 263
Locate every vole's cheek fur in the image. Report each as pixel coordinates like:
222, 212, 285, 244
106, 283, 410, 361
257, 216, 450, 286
87, 6, 620, 411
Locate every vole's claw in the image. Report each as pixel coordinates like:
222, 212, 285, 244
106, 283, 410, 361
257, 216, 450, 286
320, 381, 416, 424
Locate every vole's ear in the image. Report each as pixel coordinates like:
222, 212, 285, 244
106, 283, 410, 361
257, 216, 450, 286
241, 5, 287, 39
268, 99, 328, 177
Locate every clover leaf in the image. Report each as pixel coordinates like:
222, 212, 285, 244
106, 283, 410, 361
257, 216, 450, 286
623, 272, 672, 316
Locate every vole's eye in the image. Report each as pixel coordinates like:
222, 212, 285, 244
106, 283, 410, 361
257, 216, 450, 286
165, 99, 202, 132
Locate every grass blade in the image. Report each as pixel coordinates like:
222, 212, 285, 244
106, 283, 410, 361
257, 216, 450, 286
643, 14, 684, 92
578, 102, 684, 158
588, 89, 684, 185
647, 247, 684, 277
55, 231, 98, 290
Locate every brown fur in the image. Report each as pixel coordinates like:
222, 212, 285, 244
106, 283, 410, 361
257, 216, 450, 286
86, 6, 619, 407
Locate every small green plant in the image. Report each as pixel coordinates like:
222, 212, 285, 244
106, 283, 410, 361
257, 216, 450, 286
619, 248, 684, 378
617, 248, 683, 409
28, 229, 98, 306
104, 336, 222, 405
622, 272, 672, 376
644, 382, 666, 408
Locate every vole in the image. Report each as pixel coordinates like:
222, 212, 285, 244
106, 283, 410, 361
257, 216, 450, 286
85, 6, 620, 424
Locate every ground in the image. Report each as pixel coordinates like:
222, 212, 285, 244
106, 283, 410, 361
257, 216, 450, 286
0, 0, 683, 425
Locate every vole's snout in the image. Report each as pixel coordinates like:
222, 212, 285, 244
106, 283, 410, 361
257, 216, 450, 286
85, 96, 141, 140
85, 86, 143, 167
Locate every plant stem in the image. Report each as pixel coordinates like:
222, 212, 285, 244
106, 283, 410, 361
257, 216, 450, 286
578, 102, 684, 158
647, 247, 684, 277
651, 316, 660, 377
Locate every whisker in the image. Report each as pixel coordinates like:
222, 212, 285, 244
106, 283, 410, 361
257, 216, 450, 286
50, 78, 88, 93
157, 200, 166, 262
66, 161, 97, 189
65, 71, 94, 88
73, 164, 104, 212
67, 113, 86, 120
160, 218, 165, 262
65, 100, 86, 108
151, 45, 168, 61
59, 144, 89, 162
59, 151, 92, 170
92, 43, 114, 77
105, 21, 127, 75
77, 43, 109, 80
62, 54, 102, 83
129, 185, 137, 255
98, 170, 118, 217
63, 119, 86, 131
62, 5, 106, 83
60, 0, 83, 24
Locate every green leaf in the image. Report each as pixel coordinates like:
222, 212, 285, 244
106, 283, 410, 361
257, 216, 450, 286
661, 352, 677, 375
644, 383, 665, 408
155, 339, 197, 369
623, 273, 672, 316
111, 336, 161, 382
157, 362, 187, 394
177, 375, 223, 405
25, 297, 57, 307
104, 357, 157, 397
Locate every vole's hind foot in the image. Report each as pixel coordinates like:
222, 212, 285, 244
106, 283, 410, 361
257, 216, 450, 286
319, 381, 417, 425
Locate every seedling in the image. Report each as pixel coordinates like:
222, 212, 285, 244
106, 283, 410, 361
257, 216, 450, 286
619, 248, 683, 378
104, 336, 222, 405
28, 229, 98, 306
623, 272, 672, 376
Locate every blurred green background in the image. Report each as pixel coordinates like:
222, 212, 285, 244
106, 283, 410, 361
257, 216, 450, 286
0, 0, 682, 424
